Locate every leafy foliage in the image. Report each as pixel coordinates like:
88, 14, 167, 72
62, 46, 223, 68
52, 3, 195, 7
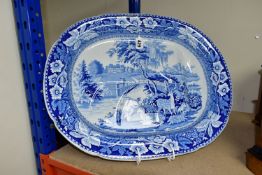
78, 60, 103, 101
112, 145, 132, 156
219, 95, 230, 116
99, 146, 112, 155
177, 136, 192, 149
107, 40, 173, 69
88, 60, 104, 75
186, 93, 202, 110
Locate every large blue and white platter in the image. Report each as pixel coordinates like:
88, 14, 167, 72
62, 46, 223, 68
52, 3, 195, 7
44, 14, 232, 161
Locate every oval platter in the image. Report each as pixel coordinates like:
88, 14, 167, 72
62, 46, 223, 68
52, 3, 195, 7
44, 14, 232, 161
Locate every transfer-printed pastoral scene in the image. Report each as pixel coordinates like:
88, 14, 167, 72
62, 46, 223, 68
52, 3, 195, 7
72, 38, 207, 131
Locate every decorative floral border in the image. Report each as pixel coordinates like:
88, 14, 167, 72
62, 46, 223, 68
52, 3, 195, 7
43, 14, 232, 161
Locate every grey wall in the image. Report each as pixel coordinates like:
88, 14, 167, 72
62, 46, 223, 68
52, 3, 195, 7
0, 1, 36, 175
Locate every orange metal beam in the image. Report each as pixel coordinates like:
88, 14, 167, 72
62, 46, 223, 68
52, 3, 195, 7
40, 154, 94, 175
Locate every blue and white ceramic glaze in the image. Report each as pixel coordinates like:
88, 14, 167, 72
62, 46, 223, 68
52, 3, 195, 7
44, 14, 232, 161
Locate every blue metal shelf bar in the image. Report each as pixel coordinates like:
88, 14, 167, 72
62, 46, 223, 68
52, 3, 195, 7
129, 0, 141, 13
12, 0, 57, 174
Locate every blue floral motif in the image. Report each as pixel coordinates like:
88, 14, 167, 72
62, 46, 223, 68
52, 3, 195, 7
59, 71, 68, 88
143, 17, 158, 29
148, 135, 166, 143
148, 144, 164, 154
210, 61, 229, 96
178, 26, 199, 48
129, 17, 142, 27
69, 122, 100, 148
99, 146, 112, 155
61, 119, 68, 126
67, 108, 73, 116
112, 145, 132, 156
186, 129, 199, 139
129, 142, 148, 155
126, 26, 141, 33
125, 17, 142, 33
50, 84, 63, 100
61, 121, 74, 131
116, 17, 130, 28
177, 136, 192, 149
53, 43, 67, 61
146, 136, 166, 154
60, 115, 75, 131
219, 95, 230, 115
163, 139, 179, 152
48, 73, 58, 86
67, 124, 74, 130
197, 132, 207, 142
213, 61, 224, 74
218, 83, 230, 96
50, 60, 64, 73
63, 27, 98, 50
220, 71, 228, 83
51, 100, 68, 115
210, 72, 219, 86
67, 115, 75, 124
116, 17, 158, 33
195, 111, 222, 137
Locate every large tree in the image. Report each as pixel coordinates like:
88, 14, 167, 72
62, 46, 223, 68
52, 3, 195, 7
79, 60, 103, 103
88, 60, 104, 75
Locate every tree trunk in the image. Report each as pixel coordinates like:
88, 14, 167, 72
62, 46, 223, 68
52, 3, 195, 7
137, 64, 158, 94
